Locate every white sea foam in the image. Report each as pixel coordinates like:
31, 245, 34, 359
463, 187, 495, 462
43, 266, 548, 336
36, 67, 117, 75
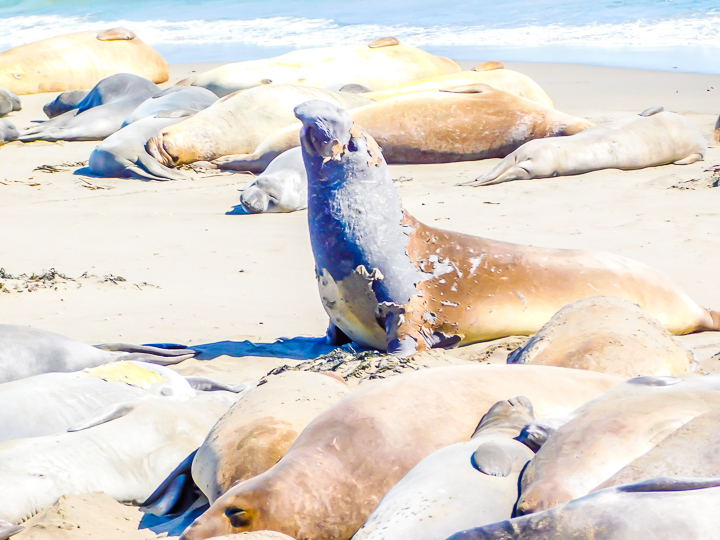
1, 14, 720, 50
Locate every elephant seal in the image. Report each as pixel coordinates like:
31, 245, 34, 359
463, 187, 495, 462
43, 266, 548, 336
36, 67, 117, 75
365, 68, 553, 106
0, 119, 18, 144
516, 375, 720, 516
593, 407, 720, 490
179, 364, 621, 540
239, 147, 307, 213
447, 477, 720, 540
353, 397, 536, 540
122, 86, 218, 126
146, 84, 372, 169
19, 73, 160, 142
0, 324, 196, 383
0, 519, 22, 540
210, 84, 592, 173
89, 109, 196, 181
43, 89, 90, 118
0, 392, 237, 524
192, 370, 351, 503
293, 100, 719, 356
182, 38, 459, 97
0, 28, 168, 95
0, 89, 21, 117
468, 108, 707, 186
507, 296, 697, 378
0, 360, 197, 442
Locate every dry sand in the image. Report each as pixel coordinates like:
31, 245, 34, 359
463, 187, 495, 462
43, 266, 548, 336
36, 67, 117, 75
2, 59, 720, 538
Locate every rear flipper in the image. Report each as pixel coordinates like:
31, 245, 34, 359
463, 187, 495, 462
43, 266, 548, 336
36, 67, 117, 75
126, 151, 189, 181
460, 155, 533, 186
94, 343, 197, 365
210, 152, 276, 174
0, 519, 23, 540
673, 153, 703, 165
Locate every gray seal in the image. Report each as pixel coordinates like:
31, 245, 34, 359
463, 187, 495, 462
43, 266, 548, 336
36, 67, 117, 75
0, 119, 18, 144
19, 73, 159, 142
0, 88, 21, 117
42, 89, 90, 118
239, 147, 307, 213
122, 86, 218, 126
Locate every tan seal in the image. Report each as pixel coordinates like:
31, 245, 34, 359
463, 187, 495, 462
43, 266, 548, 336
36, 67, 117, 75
180, 364, 621, 540
507, 296, 697, 378
0, 28, 168, 95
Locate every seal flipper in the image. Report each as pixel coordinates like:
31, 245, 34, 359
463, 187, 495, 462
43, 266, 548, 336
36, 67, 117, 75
617, 476, 720, 493
127, 152, 190, 181
471, 442, 514, 477
639, 105, 664, 117
184, 377, 253, 393
673, 153, 703, 165
97, 28, 136, 41
68, 402, 136, 432
94, 343, 197, 365
140, 450, 203, 518
0, 519, 23, 540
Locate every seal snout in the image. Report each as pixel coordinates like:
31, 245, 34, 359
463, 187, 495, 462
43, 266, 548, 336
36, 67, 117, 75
294, 100, 354, 159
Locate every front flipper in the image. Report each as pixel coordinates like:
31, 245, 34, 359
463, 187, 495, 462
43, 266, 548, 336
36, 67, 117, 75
673, 153, 703, 165
140, 450, 199, 516
94, 343, 197, 365
471, 442, 514, 477
0, 519, 23, 540
68, 402, 136, 431
184, 377, 253, 393
462, 155, 533, 186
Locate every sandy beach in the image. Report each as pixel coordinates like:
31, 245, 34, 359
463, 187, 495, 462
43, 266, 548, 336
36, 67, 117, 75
2, 58, 720, 538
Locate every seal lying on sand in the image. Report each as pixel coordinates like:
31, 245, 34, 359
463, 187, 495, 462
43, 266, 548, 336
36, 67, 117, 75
507, 296, 697, 378
447, 477, 720, 540
180, 37, 460, 97
19, 73, 160, 142
180, 364, 621, 540
0, 392, 237, 524
146, 84, 372, 169
122, 86, 218, 126
89, 109, 197, 181
0, 89, 21, 117
0, 119, 18, 144
467, 108, 707, 186
0, 28, 168, 95
239, 147, 307, 213
210, 84, 593, 173
0, 324, 195, 383
353, 397, 535, 540
293, 100, 719, 356
516, 375, 720, 516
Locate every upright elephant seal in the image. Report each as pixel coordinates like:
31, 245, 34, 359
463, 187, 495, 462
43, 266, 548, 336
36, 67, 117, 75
447, 477, 720, 540
507, 296, 697, 378
293, 101, 719, 356
516, 375, 720, 516
181, 38, 460, 97
180, 364, 621, 540
239, 147, 307, 213
146, 84, 372, 170
0, 324, 196, 383
210, 84, 593, 173
467, 108, 707, 186
353, 397, 536, 540
0, 28, 168, 95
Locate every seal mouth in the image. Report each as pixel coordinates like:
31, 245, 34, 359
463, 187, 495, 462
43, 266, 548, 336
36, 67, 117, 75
294, 100, 353, 160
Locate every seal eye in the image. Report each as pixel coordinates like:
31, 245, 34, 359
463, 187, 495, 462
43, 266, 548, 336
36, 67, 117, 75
348, 138, 358, 152
12, 73, 22, 79
224, 507, 251, 529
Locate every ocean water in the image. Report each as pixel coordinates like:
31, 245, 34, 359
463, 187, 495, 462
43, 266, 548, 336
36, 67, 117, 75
1, 0, 719, 73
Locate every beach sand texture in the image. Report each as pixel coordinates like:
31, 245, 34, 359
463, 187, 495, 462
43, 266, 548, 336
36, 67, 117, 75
1, 59, 720, 538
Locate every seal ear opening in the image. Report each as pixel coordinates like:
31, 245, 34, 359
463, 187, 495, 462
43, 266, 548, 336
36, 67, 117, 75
97, 28, 136, 41
369, 37, 400, 48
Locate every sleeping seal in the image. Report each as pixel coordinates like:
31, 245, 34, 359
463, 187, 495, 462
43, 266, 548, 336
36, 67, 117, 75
293, 100, 720, 356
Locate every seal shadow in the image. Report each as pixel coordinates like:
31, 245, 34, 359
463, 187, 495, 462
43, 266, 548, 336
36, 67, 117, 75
146, 336, 369, 361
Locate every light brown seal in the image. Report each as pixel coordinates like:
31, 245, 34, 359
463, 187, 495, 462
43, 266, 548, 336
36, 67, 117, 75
292, 100, 719, 357
209, 84, 593, 173
516, 375, 720, 516
180, 364, 621, 540
507, 296, 697, 378
467, 108, 707, 186
180, 38, 460, 97
592, 407, 720, 490
146, 84, 372, 167
192, 371, 351, 503
0, 28, 168, 95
